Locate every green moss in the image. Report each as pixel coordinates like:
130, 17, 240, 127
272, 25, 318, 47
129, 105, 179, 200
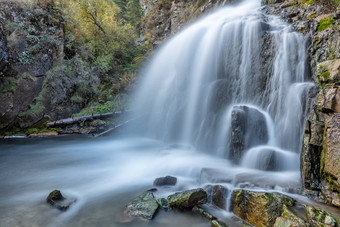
302, 0, 314, 5
320, 145, 326, 175
317, 17, 335, 32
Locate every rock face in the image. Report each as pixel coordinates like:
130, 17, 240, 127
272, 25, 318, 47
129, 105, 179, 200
46, 190, 76, 211
230, 105, 269, 163
153, 176, 177, 186
263, 0, 340, 207
140, 0, 243, 47
0, 25, 10, 78
124, 191, 159, 220
167, 188, 208, 208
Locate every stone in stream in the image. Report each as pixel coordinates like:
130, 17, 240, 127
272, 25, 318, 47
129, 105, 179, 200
212, 185, 229, 209
153, 176, 177, 186
157, 198, 170, 210
167, 188, 208, 208
46, 190, 76, 211
230, 105, 269, 163
232, 189, 296, 227
124, 191, 159, 220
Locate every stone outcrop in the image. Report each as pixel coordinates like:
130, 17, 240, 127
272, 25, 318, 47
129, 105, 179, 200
263, 0, 340, 208
140, 0, 242, 47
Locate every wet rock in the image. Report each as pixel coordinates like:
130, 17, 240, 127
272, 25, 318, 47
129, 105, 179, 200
274, 205, 307, 227
192, 206, 215, 221
124, 191, 159, 220
232, 190, 296, 227
167, 188, 208, 208
212, 185, 229, 209
153, 176, 177, 186
304, 205, 339, 226
46, 190, 75, 211
157, 198, 170, 210
230, 105, 269, 163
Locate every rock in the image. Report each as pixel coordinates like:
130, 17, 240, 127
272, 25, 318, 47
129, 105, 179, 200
317, 60, 340, 84
46, 190, 76, 211
274, 205, 307, 227
192, 206, 215, 221
274, 217, 303, 227
304, 205, 339, 226
153, 176, 177, 186
124, 191, 159, 220
230, 105, 269, 163
317, 88, 340, 113
232, 190, 296, 227
157, 198, 170, 210
212, 185, 229, 209
167, 188, 208, 208
320, 114, 340, 207
261, 0, 284, 5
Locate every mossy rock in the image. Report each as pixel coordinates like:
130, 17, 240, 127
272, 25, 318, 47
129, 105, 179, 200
124, 191, 159, 220
232, 190, 296, 227
167, 188, 208, 208
46, 190, 76, 211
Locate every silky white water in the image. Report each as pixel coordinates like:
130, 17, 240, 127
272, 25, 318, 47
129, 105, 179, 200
0, 0, 316, 226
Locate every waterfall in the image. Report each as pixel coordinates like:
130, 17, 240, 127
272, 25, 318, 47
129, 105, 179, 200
130, 0, 314, 171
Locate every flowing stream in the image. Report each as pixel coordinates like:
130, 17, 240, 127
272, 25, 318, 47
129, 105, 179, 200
0, 0, 317, 226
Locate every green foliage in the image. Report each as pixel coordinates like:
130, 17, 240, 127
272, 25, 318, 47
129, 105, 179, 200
318, 17, 335, 32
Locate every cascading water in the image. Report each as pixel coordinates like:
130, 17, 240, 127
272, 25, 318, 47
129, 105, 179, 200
130, 0, 313, 171
0, 1, 319, 226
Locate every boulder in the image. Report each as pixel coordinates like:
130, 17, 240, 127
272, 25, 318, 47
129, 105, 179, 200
212, 185, 229, 209
316, 60, 340, 84
167, 188, 208, 208
232, 190, 295, 227
317, 88, 340, 113
124, 191, 159, 220
304, 205, 339, 226
230, 105, 269, 163
46, 190, 76, 211
274, 205, 307, 227
153, 176, 177, 186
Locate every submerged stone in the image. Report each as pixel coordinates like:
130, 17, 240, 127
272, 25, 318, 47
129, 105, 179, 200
46, 190, 76, 211
167, 188, 208, 208
124, 191, 159, 220
153, 176, 177, 186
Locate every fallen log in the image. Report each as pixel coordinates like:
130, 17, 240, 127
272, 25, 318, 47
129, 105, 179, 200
93, 117, 141, 137
46, 111, 125, 127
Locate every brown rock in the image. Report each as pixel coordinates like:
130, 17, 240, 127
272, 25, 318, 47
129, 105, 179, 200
232, 190, 295, 227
